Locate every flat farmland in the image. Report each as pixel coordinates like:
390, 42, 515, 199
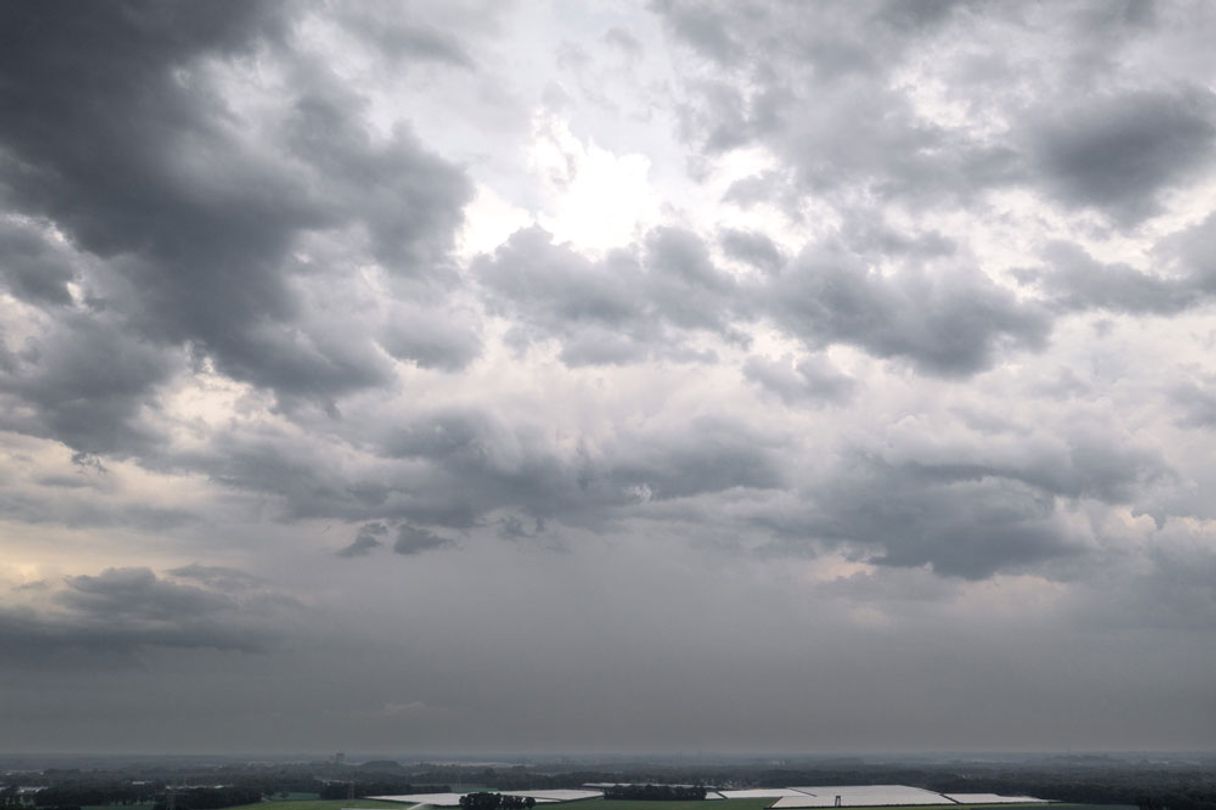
227, 800, 402, 810
591, 800, 773, 810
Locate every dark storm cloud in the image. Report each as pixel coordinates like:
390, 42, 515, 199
774, 467, 1060, 580
0, 0, 472, 415
380, 304, 482, 371
743, 354, 856, 406
337, 522, 389, 558
718, 227, 784, 273
0, 567, 288, 659
188, 404, 784, 535
476, 226, 744, 366
480, 224, 1045, 377
2, 0, 1215, 755
1026, 214, 1216, 315
282, 90, 472, 274
657, 1, 1216, 224
0, 312, 181, 456
658, 0, 1021, 206
838, 217, 957, 261
476, 228, 650, 364
394, 524, 455, 555
1024, 88, 1216, 225
765, 246, 1050, 376
603, 415, 784, 501
755, 423, 1168, 579
0, 218, 78, 306
1033, 242, 1198, 314
382, 408, 784, 524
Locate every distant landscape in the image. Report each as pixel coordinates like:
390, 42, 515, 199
3, 755, 1214, 810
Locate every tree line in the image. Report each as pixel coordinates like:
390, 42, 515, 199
602, 785, 707, 801
152, 787, 263, 810
458, 793, 537, 810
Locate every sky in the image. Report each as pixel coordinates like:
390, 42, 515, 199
1, 0, 1215, 756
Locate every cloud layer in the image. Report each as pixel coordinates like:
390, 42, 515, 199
2, 0, 1215, 753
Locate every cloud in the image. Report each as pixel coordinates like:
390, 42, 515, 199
166, 563, 268, 591
337, 522, 389, 558
1, 0, 1215, 753
1033, 241, 1198, 314
380, 302, 482, 371
657, 1, 1216, 228
1170, 380, 1216, 429
743, 354, 856, 405
1023, 213, 1216, 316
765, 245, 1050, 376
0, 0, 472, 413
0, 218, 79, 306
0, 567, 291, 660
749, 413, 1170, 580
719, 228, 785, 273
0, 311, 181, 456
475, 226, 744, 366
1024, 88, 1216, 225
393, 524, 455, 555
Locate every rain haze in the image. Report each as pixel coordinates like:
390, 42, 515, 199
1, 0, 1215, 756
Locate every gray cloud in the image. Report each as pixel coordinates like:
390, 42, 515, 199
752, 419, 1169, 580
476, 226, 744, 366
0, 218, 79, 306
766, 245, 1050, 376
764, 463, 1065, 581
1171, 380, 1216, 429
743, 354, 856, 406
0, 0, 472, 418
2, 0, 1215, 754
1023, 213, 1216, 316
480, 225, 1048, 377
1025, 88, 1216, 225
658, 1, 1216, 227
719, 227, 784, 273
380, 303, 482, 371
0, 311, 181, 455
394, 524, 455, 555
0, 567, 290, 660
337, 522, 389, 558
1033, 241, 1198, 314
166, 563, 269, 591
